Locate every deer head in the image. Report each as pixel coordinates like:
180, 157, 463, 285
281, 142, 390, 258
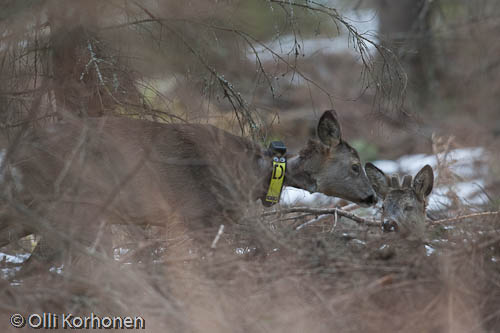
365, 163, 434, 237
286, 110, 377, 206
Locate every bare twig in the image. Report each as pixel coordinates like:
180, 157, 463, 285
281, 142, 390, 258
340, 203, 359, 211
431, 211, 500, 225
270, 208, 500, 231
262, 207, 380, 227
269, 0, 406, 110
332, 209, 338, 232
132, 1, 262, 140
211, 224, 225, 249
295, 214, 330, 231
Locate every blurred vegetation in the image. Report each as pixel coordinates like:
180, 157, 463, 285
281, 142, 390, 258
0, 0, 404, 143
351, 139, 378, 162
0, 0, 499, 156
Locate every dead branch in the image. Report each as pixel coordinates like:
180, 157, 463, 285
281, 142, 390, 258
431, 211, 500, 225
295, 214, 332, 231
262, 207, 380, 227
269, 0, 406, 110
132, 1, 262, 140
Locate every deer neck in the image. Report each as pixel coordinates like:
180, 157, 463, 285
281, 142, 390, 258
256, 154, 317, 198
284, 155, 317, 193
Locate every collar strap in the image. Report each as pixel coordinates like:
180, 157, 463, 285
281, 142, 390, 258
262, 141, 287, 207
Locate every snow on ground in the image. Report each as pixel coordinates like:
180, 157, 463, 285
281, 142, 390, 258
0, 252, 30, 279
280, 186, 341, 208
0, 252, 30, 264
246, 9, 379, 63
371, 147, 489, 211
373, 147, 486, 177
281, 147, 490, 211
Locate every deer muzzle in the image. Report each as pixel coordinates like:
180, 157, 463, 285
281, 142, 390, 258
382, 219, 399, 232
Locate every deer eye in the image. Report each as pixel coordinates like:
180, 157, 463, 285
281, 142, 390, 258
404, 205, 414, 212
351, 164, 360, 174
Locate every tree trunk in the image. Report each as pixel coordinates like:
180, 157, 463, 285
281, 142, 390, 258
377, 0, 435, 108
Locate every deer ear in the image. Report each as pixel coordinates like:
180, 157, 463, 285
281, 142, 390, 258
413, 165, 434, 198
365, 163, 389, 198
317, 110, 342, 147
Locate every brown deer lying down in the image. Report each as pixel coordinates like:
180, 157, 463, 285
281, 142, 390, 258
365, 163, 434, 238
4, 110, 376, 258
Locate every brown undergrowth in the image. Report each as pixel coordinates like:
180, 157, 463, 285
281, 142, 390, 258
0, 128, 498, 333
1, 195, 499, 332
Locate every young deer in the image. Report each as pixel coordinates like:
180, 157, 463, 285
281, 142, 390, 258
4, 110, 376, 261
365, 163, 434, 238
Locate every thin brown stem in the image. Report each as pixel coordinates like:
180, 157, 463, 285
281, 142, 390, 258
431, 211, 500, 225
262, 207, 380, 227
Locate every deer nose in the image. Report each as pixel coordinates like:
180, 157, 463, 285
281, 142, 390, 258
362, 194, 377, 205
382, 219, 399, 232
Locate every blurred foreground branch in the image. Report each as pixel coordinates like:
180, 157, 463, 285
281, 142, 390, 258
132, 1, 262, 140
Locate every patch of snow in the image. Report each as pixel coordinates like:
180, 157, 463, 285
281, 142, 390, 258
446, 147, 485, 161
280, 186, 340, 207
427, 188, 453, 211
0, 252, 30, 264
351, 239, 366, 246
375, 147, 490, 209
235, 247, 256, 255
247, 9, 379, 63
371, 160, 398, 174
425, 245, 436, 256
0, 252, 29, 279
379, 244, 389, 250
397, 154, 437, 176
49, 264, 64, 275
375, 147, 487, 177
113, 247, 130, 260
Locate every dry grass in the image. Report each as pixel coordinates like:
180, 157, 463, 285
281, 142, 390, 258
0, 116, 498, 332
1, 181, 500, 332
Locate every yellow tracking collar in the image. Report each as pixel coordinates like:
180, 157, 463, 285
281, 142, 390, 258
264, 157, 287, 205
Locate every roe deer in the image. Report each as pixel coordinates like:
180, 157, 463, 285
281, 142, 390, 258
4, 110, 376, 259
365, 163, 434, 238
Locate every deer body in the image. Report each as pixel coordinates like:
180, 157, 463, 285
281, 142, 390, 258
12, 118, 268, 239
5, 111, 376, 250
